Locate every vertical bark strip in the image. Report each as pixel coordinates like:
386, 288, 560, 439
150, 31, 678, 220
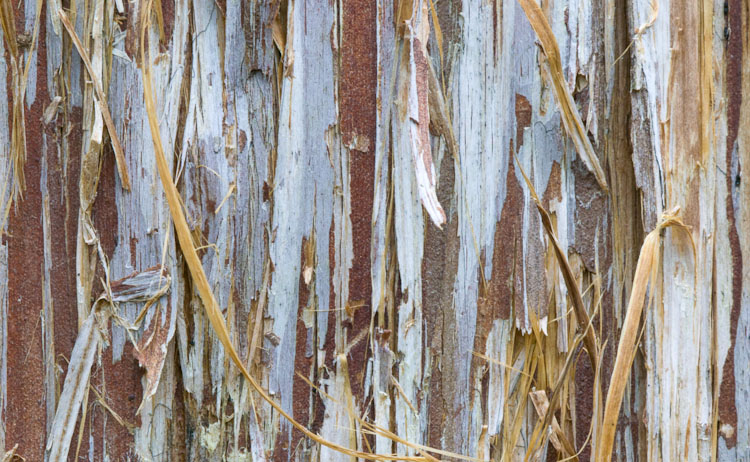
0, 1, 747, 461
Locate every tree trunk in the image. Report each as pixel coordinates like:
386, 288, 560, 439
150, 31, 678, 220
0, 0, 746, 461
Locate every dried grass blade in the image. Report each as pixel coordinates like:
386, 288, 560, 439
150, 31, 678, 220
426, 0, 443, 64
515, 156, 599, 374
515, 0, 608, 192
1, 445, 20, 462
596, 208, 693, 462
0, 1, 29, 200
90, 385, 136, 432
58, 9, 131, 191
529, 390, 578, 461
0, 1, 19, 57
138, 4, 430, 459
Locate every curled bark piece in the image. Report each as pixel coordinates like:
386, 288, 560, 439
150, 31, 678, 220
45, 310, 104, 462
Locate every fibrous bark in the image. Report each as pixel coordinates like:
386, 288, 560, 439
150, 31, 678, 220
0, 0, 746, 461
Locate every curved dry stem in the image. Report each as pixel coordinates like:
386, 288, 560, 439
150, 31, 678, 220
515, 0, 608, 192
595, 207, 695, 462
58, 9, 131, 191
138, 3, 461, 460
515, 156, 601, 394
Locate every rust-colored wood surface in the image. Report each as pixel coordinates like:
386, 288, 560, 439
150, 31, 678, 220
0, 0, 746, 461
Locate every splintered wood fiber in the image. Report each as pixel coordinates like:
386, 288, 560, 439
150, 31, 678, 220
0, 1, 746, 461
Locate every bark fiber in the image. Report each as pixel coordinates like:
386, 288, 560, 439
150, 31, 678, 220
0, 0, 746, 461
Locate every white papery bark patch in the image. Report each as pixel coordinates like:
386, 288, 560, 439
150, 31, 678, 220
404, 0, 445, 228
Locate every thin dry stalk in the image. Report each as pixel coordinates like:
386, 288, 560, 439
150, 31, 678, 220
58, 9, 131, 191
0, 0, 42, 200
515, 157, 600, 383
138, 3, 445, 460
90, 385, 136, 433
595, 207, 694, 462
472, 351, 533, 379
529, 389, 578, 461
515, 0, 608, 192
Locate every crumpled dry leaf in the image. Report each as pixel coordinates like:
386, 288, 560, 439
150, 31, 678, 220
110, 265, 171, 304
43, 96, 64, 124
108, 265, 173, 414
529, 389, 578, 460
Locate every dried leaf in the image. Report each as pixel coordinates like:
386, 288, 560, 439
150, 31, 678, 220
529, 389, 578, 461
110, 265, 171, 305
109, 266, 172, 413
43, 96, 64, 124
271, 6, 285, 53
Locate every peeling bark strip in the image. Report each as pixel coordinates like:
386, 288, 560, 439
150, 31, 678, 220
516, 0, 608, 193
0, 0, 748, 461
46, 266, 171, 462
58, 9, 130, 191
45, 309, 103, 462
402, 0, 445, 228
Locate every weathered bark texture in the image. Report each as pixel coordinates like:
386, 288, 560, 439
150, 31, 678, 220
0, 0, 747, 461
